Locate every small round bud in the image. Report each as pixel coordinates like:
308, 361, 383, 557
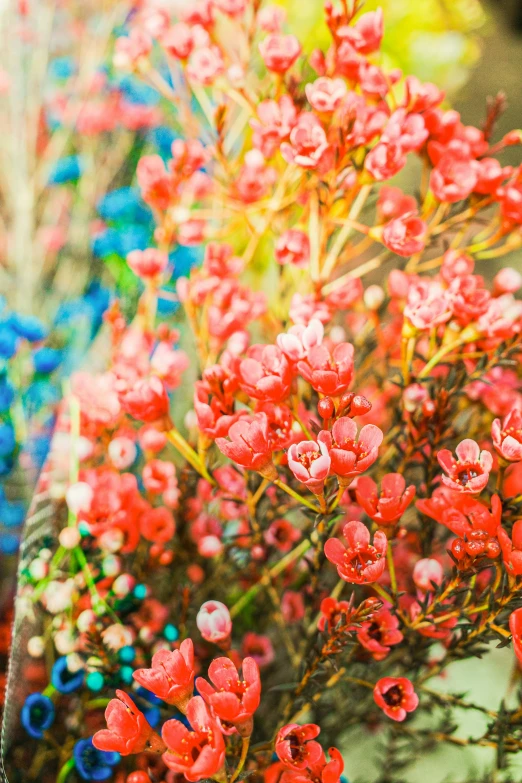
102, 554, 121, 577
27, 636, 45, 657
113, 574, 135, 597
318, 397, 335, 420
59, 527, 81, 550
29, 558, 48, 581
77, 609, 96, 633
66, 482, 93, 515
493, 267, 522, 295
364, 284, 385, 310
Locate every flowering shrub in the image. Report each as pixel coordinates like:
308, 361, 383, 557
5, 2, 522, 783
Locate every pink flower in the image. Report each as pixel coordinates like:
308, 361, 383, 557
318, 417, 383, 483
275, 229, 310, 267
493, 267, 522, 295
305, 77, 347, 113
373, 677, 419, 722
412, 558, 444, 592
250, 96, 298, 158
381, 109, 428, 153
324, 520, 387, 584
437, 439, 493, 494
280, 113, 332, 171
137, 155, 173, 211
356, 473, 415, 525
404, 280, 452, 330
365, 140, 407, 181
357, 608, 403, 661
241, 632, 275, 668
492, 409, 522, 462
381, 214, 427, 257
276, 319, 324, 362
161, 23, 195, 60
297, 343, 354, 396
430, 150, 479, 203
127, 248, 168, 280
264, 518, 301, 552
215, 412, 276, 479
239, 345, 292, 403
162, 696, 226, 781
343, 8, 384, 54
196, 600, 232, 646
114, 29, 152, 70
498, 174, 522, 224
474, 157, 511, 195
447, 275, 491, 325
133, 639, 195, 711
93, 690, 165, 755
120, 376, 169, 423
259, 34, 301, 73
440, 249, 474, 284
140, 507, 176, 543
187, 46, 224, 85
276, 724, 323, 770
377, 186, 418, 222
287, 439, 331, 495
196, 657, 260, 737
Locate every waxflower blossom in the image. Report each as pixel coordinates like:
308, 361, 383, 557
381, 214, 427, 257
133, 639, 194, 711
281, 113, 332, 171
239, 344, 292, 403
491, 409, 522, 462
373, 677, 419, 721
437, 439, 493, 494
356, 473, 415, 525
259, 34, 301, 73
497, 520, 522, 576
196, 601, 232, 646
318, 417, 383, 485
196, 657, 261, 736
93, 690, 165, 755
305, 77, 347, 113
161, 696, 226, 781
275, 723, 323, 769
126, 248, 168, 280
287, 439, 331, 495
215, 412, 277, 479
357, 608, 403, 660
324, 520, 387, 584
297, 343, 354, 397
119, 376, 169, 423
275, 229, 310, 267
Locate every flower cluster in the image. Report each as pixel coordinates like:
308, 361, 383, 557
6, 2, 522, 783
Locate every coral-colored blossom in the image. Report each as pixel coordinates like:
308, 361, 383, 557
324, 521, 387, 584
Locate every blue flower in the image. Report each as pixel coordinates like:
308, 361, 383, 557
49, 56, 76, 80
51, 657, 84, 694
148, 125, 179, 156
0, 533, 19, 554
0, 326, 19, 359
48, 155, 83, 185
33, 347, 63, 374
8, 313, 47, 342
73, 738, 120, 781
21, 693, 55, 738
0, 423, 16, 457
0, 378, 15, 412
97, 187, 150, 223
120, 75, 159, 106
0, 500, 25, 528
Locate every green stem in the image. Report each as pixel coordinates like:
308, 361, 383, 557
273, 479, 321, 514
166, 427, 215, 484
387, 543, 397, 595
230, 737, 250, 783
230, 539, 311, 617
56, 759, 75, 783
372, 582, 395, 606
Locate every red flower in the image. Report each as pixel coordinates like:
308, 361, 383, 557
142, 459, 176, 495
373, 677, 419, 721
381, 214, 427, 257
276, 724, 323, 770
265, 518, 301, 553
437, 439, 493, 494
417, 488, 501, 538
287, 439, 331, 495
509, 608, 522, 664
215, 412, 277, 479
447, 275, 491, 325
239, 345, 293, 403
492, 409, 522, 462
356, 473, 415, 525
357, 608, 403, 660
430, 149, 478, 203
127, 248, 168, 280
281, 113, 332, 171
196, 657, 261, 737
497, 520, 522, 576
133, 639, 194, 711
93, 690, 165, 755
120, 376, 169, 423
259, 34, 301, 73
136, 155, 173, 211
318, 418, 383, 485
140, 507, 176, 544
162, 696, 225, 782
297, 343, 354, 397
324, 521, 387, 584
275, 230, 310, 268
318, 597, 353, 632
377, 186, 417, 222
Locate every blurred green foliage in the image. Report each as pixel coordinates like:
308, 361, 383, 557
277, 0, 486, 94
